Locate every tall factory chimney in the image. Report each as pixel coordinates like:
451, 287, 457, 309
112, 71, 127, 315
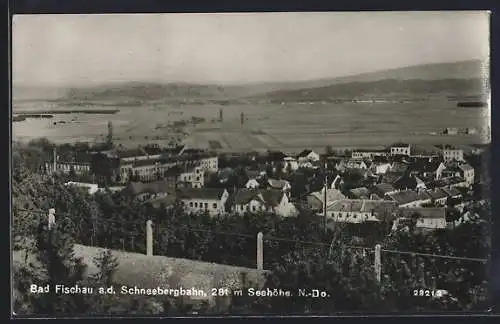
107, 121, 114, 148
53, 146, 57, 173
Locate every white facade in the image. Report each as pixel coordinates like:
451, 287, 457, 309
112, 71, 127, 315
283, 157, 299, 171
245, 179, 261, 189
120, 160, 178, 183
443, 149, 464, 162
326, 210, 371, 224
435, 162, 447, 180
458, 164, 475, 186
298, 151, 320, 164
391, 145, 411, 156
121, 154, 162, 163
373, 163, 392, 174
234, 193, 297, 217
182, 190, 229, 216
352, 151, 389, 159
45, 162, 91, 175
179, 166, 205, 188
198, 156, 219, 173
416, 217, 447, 229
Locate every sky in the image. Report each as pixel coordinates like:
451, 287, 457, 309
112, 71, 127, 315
12, 12, 490, 86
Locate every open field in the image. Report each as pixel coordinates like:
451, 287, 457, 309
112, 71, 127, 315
12, 99, 489, 151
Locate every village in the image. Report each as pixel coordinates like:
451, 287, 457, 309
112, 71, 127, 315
43, 137, 488, 233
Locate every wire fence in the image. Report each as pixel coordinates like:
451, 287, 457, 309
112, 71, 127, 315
13, 208, 488, 265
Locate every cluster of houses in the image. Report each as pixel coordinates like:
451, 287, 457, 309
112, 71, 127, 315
51, 142, 485, 232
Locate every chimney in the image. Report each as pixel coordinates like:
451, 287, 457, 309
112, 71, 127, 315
53, 147, 57, 173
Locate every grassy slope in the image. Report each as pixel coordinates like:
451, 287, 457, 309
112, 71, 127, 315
13, 243, 268, 303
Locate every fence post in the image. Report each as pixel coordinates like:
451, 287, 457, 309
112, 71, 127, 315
257, 232, 263, 270
146, 220, 153, 256
48, 208, 56, 230
374, 244, 381, 282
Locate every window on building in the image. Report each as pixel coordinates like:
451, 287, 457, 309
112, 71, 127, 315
213, 203, 217, 209
205, 203, 208, 209
194, 202, 198, 208
189, 202, 193, 207
252, 206, 256, 212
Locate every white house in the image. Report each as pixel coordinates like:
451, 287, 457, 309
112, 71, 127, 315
323, 199, 397, 224
415, 176, 427, 190
395, 207, 447, 230
178, 188, 229, 216
352, 149, 389, 159
197, 156, 219, 173
232, 189, 298, 217
178, 165, 205, 188
336, 159, 368, 171
371, 162, 393, 175
391, 143, 411, 156
245, 179, 261, 189
45, 161, 91, 176
458, 163, 475, 186
283, 157, 299, 171
442, 146, 464, 162
297, 149, 320, 165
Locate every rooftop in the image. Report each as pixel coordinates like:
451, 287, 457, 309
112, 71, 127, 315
232, 189, 284, 207
348, 187, 370, 198
398, 207, 446, 219
126, 179, 176, 196
387, 190, 430, 205
391, 143, 410, 147
326, 199, 397, 216
297, 149, 314, 158
373, 183, 396, 195
425, 188, 449, 200
267, 179, 290, 189
310, 189, 346, 204
177, 188, 227, 200
458, 163, 474, 172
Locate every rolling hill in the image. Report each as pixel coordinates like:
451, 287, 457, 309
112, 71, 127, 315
12, 60, 488, 102
247, 78, 486, 103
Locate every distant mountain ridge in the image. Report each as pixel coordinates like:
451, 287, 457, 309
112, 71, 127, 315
249, 78, 486, 103
12, 60, 487, 102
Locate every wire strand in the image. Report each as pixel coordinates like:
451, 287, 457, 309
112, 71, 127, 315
13, 208, 488, 263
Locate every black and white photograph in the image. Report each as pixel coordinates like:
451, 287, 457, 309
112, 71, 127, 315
11, 12, 491, 316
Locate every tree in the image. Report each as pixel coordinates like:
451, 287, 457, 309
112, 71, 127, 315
14, 221, 89, 316
275, 163, 284, 179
